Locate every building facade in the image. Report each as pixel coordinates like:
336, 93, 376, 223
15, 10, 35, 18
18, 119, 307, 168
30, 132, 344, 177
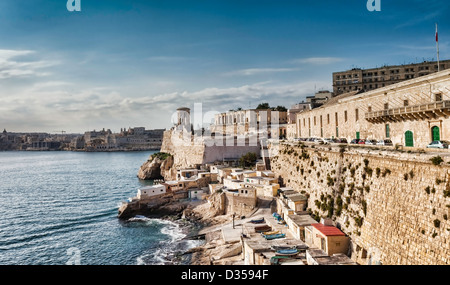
333, 59, 450, 95
295, 70, 450, 148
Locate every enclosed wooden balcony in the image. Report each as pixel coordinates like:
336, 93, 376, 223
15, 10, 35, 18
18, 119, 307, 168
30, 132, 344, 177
365, 100, 450, 123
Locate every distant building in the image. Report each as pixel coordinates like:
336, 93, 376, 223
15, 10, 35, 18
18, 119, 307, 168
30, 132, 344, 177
333, 59, 450, 95
212, 108, 288, 138
306, 90, 334, 108
81, 127, 165, 151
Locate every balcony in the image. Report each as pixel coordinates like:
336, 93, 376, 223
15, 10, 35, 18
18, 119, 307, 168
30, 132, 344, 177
365, 100, 450, 123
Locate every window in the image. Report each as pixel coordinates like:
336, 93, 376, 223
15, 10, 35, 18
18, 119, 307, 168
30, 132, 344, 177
314, 116, 316, 126
385, 124, 390, 138
344, 111, 348, 122
355, 109, 359, 121
335, 112, 338, 126
435, 93, 442, 102
368, 106, 372, 112
327, 114, 330, 124
404, 100, 409, 107
384, 103, 389, 110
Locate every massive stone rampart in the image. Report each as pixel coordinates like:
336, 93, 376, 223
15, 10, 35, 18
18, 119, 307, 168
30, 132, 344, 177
270, 142, 450, 265
160, 129, 261, 169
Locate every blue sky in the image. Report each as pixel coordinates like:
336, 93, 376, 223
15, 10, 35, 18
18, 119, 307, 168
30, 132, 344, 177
0, 0, 448, 133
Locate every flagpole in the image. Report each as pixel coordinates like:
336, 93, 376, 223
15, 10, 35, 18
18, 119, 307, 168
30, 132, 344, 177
436, 23, 440, 72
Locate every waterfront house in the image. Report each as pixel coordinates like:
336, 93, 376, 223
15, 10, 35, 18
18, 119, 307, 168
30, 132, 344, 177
137, 184, 166, 200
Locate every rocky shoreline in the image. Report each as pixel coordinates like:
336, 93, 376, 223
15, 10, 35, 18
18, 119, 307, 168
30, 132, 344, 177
123, 198, 242, 265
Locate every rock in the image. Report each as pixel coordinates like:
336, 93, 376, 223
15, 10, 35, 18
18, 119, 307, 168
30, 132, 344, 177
137, 153, 174, 180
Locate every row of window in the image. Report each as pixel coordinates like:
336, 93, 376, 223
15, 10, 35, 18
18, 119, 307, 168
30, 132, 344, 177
335, 64, 447, 80
302, 95, 444, 128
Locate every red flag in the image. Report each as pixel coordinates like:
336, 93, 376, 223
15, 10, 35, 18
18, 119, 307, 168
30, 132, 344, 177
436, 24, 438, 42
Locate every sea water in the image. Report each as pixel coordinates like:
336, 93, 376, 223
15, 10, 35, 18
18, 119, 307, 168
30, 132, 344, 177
0, 151, 202, 265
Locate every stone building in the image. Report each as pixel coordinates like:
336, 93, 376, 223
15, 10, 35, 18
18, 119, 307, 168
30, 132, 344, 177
333, 59, 450, 95
304, 221, 350, 256
212, 108, 288, 137
294, 69, 450, 148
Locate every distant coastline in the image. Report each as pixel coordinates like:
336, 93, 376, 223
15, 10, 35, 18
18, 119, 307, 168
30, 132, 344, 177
0, 127, 165, 152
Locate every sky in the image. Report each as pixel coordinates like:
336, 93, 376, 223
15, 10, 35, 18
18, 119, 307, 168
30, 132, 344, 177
0, 0, 449, 133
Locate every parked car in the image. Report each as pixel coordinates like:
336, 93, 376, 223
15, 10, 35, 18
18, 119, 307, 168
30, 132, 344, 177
337, 138, 348, 144
358, 139, 366, 145
323, 138, 334, 144
426, 140, 450, 149
365, 139, 377, 145
350, 139, 361, 144
314, 138, 328, 144
376, 139, 393, 146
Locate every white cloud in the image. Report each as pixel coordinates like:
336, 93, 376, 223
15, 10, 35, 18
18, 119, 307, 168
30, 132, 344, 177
223, 67, 299, 76
0, 49, 58, 79
291, 57, 344, 65
0, 79, 329, 132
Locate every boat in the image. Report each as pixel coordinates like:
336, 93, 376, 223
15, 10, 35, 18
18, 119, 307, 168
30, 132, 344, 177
272, 213, 282, 220
270, 255, 292, 265
275, 248, 299, 256
261, 230, 280, 236
263, 233, 286, 240
254, 225, 272, 233
249, 217, 265, 224
271, 245, 297, 251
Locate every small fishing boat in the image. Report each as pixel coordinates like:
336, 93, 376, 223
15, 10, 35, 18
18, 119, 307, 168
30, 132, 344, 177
270, 256, 291, 265
263, 233, 286, 240
254, 225, 272, 233
272, 213, 282, 220
275, 248, 299, 256
261, 230, 279, 236
249, 217, 265, 224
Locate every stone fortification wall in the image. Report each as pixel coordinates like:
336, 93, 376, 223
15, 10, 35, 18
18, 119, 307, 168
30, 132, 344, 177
161, 129, 261, 169
270, 142, 450, 265
160, 130, 206, 168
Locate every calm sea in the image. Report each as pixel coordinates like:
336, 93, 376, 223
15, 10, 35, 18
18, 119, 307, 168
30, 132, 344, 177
0, 151, 202, 265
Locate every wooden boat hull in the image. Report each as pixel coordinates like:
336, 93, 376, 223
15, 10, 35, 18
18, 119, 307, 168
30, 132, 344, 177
275, 249, 299, 256
263, 233, 286, 240
249, 218, 265, 224
261, 230, 279, 236
254, 225, 272, 233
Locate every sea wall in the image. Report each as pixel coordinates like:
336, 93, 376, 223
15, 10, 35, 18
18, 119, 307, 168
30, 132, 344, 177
269, 142, 450, 265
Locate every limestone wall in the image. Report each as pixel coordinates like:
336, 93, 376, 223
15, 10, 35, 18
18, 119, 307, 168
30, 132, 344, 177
270, 142, 450, 265
161, 129, 261, 169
